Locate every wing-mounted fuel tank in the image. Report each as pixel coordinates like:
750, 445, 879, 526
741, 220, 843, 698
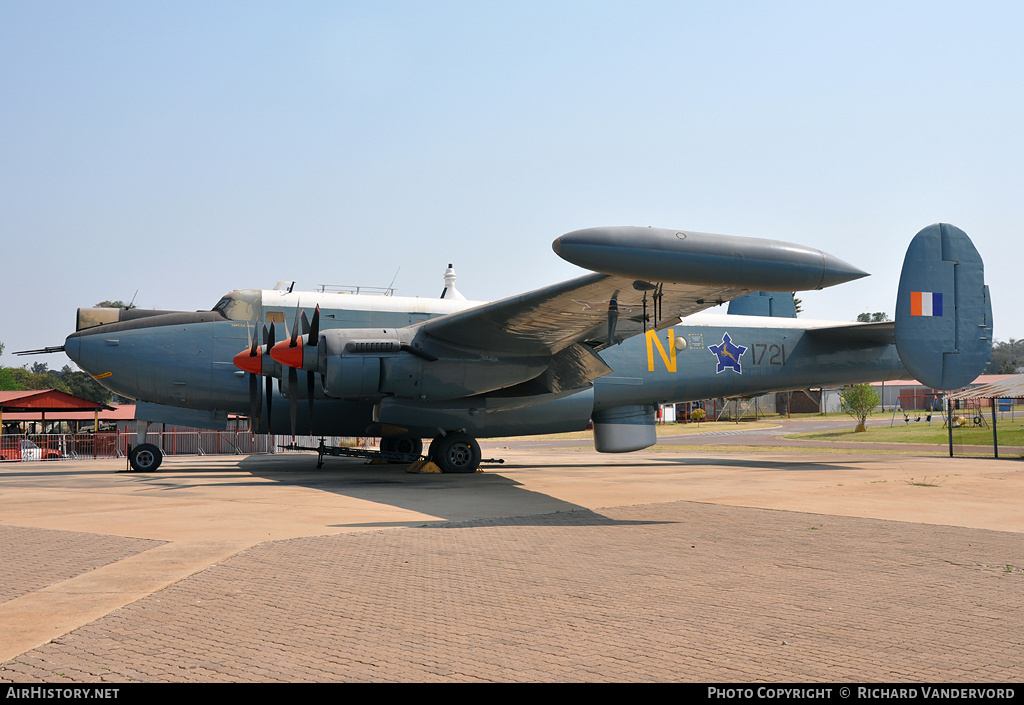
894, 223, 992, 390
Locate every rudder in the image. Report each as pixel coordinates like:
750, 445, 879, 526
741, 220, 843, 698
895, 223, 992, 390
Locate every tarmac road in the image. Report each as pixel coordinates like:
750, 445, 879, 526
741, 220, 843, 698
1, 426, 1022, 682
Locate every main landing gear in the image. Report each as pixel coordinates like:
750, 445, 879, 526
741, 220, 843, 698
305, 431, 496, 474
428, 432, 482, 474
379, 434, 423, 463
381, 431, 483, 473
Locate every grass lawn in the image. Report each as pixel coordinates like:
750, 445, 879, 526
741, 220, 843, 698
786, 415, 1024, 447
493, 417, 785, 442
487, 409, 1023, 457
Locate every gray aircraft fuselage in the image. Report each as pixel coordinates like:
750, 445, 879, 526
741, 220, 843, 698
54, 222, 991, 474
65, 289, 905, 439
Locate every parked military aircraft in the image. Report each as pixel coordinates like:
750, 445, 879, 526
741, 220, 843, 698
60, 223, 991, 473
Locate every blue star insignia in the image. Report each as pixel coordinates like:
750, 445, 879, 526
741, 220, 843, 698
708, 332, 747, 374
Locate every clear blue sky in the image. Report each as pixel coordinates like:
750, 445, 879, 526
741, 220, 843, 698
2, 1, 1021, 367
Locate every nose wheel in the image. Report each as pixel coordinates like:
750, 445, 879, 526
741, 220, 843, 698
429, 433, 482, 474
128, 443, 163, 472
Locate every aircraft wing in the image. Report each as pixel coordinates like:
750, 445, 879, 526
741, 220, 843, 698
421, 271, 748, 355
419, 226, 869, 358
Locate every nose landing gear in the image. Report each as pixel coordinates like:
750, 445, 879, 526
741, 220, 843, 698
128, 443, 163, 472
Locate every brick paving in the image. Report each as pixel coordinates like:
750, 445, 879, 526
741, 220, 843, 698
0, 525, 163, 604
2, 501, 1022, 682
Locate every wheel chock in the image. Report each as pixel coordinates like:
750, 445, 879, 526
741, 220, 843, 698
406, 459, 442, 473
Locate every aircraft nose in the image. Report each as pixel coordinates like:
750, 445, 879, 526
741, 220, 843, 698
64, 335, 81, 364
63, 332, 114, 379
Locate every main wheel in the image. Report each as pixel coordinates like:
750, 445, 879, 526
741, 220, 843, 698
430, 433, 482, 474
379, 435, 423, 463
129, 443, 163, 472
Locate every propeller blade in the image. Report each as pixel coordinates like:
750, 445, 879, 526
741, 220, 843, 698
267, 372, 274, 428
248, 324, 259, 357
307, 305, 320, 345
249, 372, 259, 431
306, 370, 315, 431
290, 307, 301, 347
288, 366, 298, 437
249, 324, 265, 432
265, 322, 275, 428
303, 308, 320, 426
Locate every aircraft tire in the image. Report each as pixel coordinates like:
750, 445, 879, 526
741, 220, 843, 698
430, 433, 481, 474
380, 435, 423, 463
129, 443, 163, 473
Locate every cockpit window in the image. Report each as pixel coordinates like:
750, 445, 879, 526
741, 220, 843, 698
212, 289, 261, 321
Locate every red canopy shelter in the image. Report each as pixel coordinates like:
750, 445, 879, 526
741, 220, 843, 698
0, 390, 113, 433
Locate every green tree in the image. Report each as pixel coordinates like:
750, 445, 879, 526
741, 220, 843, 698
0, 368, 17, 391
57, 366, 114, 405
984, 338, 1023, 375
95, 300, 136, 310
0, 341, 23, 391
0, 357, 113, 405
840, 383, 880, 432
857, 312, 891, 322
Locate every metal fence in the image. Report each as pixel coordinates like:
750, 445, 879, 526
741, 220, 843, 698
0, 432, 379, 462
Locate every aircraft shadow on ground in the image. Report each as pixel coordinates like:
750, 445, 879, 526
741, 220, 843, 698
209, 454, 669, 528
657, 456, 865, 472
498, 457, 859, 472
102, 451, 858, 528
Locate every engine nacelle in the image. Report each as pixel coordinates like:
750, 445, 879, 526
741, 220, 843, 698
317, 328, 403, 399
315, 327, 552, 401
321, 355, 383, 398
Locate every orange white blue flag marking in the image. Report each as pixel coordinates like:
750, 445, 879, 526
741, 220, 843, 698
910, 291, 943, 317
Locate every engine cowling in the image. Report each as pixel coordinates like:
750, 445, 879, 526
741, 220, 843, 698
317, 329, 402, 399
314, 328, 550, 401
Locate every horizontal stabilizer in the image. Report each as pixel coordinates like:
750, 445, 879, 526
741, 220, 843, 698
894, 224, 992, 390
806, 321, 895, 346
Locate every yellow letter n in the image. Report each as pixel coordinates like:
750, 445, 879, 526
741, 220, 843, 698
646, 328, 676, 372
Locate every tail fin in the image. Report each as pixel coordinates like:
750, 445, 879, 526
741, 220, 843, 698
895, 223, 992, 390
